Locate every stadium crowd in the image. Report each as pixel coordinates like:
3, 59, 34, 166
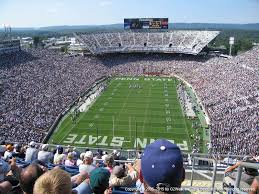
0, 140, 259, 194
0, 45, 258, 156
0, 49, 109, 143
79, 31, 219, 55
0, 139, 188, 194
105, 47, 259, 155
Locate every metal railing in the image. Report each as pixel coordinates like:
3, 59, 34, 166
233, 161, 259, 194
190, 156, 217, 194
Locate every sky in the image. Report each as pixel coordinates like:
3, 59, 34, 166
0, 0, 259, 27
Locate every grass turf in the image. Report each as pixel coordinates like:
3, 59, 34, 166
49, 76, 203, 152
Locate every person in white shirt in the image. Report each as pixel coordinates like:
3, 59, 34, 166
37, 144, 53, 163
76, 153, 85, 166
25, 141, 38, 163
3, 145, 14, 160
79, 151, 96, 175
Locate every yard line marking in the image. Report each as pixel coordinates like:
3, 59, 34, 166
116, 81, 135, 129
74, 130, 187, 136
142, 81, 152, 133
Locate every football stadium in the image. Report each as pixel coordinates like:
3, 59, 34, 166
0, 1, 259, 194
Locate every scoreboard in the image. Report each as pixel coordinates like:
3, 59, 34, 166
124, 18, 168, 29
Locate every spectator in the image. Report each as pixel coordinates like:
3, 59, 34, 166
225, 158, 258, 185
79, 151, 96, 175
3, 144, 14, 160
12, 143, 26, 159
72, 147, 80, 161
112, 150, 120, 160
0, 158, 11, 182
89, 168, 111, 194
0, 46, 258, 155
76, 152, 85, 166
25, 141, 38, 163
110, 163, 138, 187
33, 168, 75, 194
53, 146, 66, 165
72, 168, 111, 194
249, 176, 259, 194
37, 144, 53, 164
0, 181, 12, 194
0, 144, 6, 157
141, 139, 185, 193
104, 155, 114, 174
102, 151, 108, 160
65, 152, 76, 166
19, 163, 45, 194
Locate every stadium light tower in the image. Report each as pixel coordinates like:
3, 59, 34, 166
229, 37, 235, 56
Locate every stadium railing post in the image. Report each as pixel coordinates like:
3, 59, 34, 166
234, 166, 242, 194
190, 156, 195, 186
211, 158, 217, 194
189, 156, 217, 194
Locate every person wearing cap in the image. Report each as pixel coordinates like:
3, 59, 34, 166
112, 150, 120, 160
3, 144, 14, 160
37, 144, 53, 164
110, 163, 138, 187
25, 141, 38, 163
141, 139, 185, 194
12, 144, 26, 159
73, 168, 111, 194
103, 154, 114, 174
53, 146, 66, 165
101, 151, 108, 160
72, 147, 80, 161
79, 151, 96, 175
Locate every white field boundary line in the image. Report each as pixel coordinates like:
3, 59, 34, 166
177, 91, 192, 150
51, 113, 72, 142
58, 109, 89, 144
58, 79, 112, 143
141, 82, 152, 133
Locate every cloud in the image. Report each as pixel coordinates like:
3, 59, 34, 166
99, 0, 112, 7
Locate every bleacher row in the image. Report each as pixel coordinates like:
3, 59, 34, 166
1, 140, 258, 194
76, 31, 220, 55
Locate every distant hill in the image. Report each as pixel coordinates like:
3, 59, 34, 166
169, 23, 259, 30
1, 23, 258, 32
39, 24, 123, 31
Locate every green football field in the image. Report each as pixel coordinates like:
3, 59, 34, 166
49, 76, 204, 152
